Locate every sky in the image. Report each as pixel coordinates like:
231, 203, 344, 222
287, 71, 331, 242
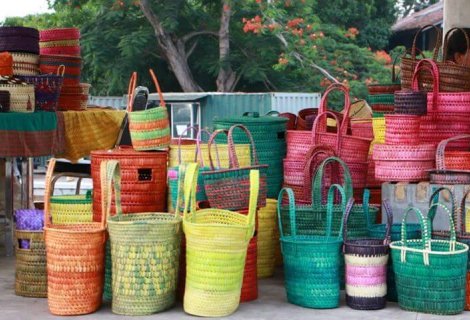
0, 0, 53, 22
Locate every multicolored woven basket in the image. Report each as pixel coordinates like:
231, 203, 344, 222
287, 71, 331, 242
0, 76, 35, 112
40, 54, 81, 85
11, 52, 39, 76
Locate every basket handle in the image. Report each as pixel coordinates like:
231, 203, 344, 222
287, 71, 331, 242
246, 169, 260, 235
43, 158, 56, 228
428, 203, 457, 250
176, 126, 212, 166
243, 111, 260, 118
100, 160, 122, 227
302, 144, 337, 202
409, 24, 442, 61
228, 124, 259, 168
435, 135, 470, 171
195, 128, 218, 167
428, 186, 457, 226
149, 68, 166, 108
399, 207, 431, 264
311, 111, 342, 152
126, 72, 137, 112
460, 189, 470, 235
412, 59, 440, 110
277, 187, 296, 239
311, 156, 353, 208
318, 83, 351, 135
265, 110, 280, 117
182, 163, 199, 221
442, 27, 470, 62
391, 54, 401, 83
327, 184, 347, 241
56, 65, 66, 77
207, 129, 229, 170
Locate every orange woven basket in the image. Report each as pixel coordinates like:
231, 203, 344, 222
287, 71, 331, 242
44, 158, 106, 316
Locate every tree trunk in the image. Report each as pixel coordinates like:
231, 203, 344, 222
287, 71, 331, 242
139, 0, 202, 92
216, 0, 238, 92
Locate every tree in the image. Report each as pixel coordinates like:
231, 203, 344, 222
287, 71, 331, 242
397, 0, 440, 18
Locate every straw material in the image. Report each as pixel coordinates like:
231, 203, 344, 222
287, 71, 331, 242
344, 197, 390, 310
40, 28, 80, 41
390, 206, 469, 315
372, 116, 385, 145
0, 52, 13, 76
10, 52, 39, 76
39, 54, 81, 85
44, 158, 106, 316
384, 115, 420, 145
457, 190, 470, 310
50, 192, 92, 224
183, 163, 258, 317
15, 230, 47, 298
240, 236, 258, 302
430, 135, 470, 184
0, 26, 39, 54
257, 199, 278, 278
0, 76, 35, 112
278, 186, 346, 309
102, 160, 182, 315
18, 73, 63, 111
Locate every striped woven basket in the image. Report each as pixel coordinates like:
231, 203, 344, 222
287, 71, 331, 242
257, 199, 278, 278
127, 70, 170, 151
0, 76, 35, 112
44, 158, 106, 316
390, 205, 469, 315
103, 160, 182, 315
40, 39, 80, 56
343, 197, 391, 310
182, 163, 258, 317
0, 26, 39, 54
39, 54, 81, 85
40, 28, 80, 41
11, 52, 40, 76
278, 185, 345, 309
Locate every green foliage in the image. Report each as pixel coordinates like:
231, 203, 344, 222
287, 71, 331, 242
397, 0, 439, 17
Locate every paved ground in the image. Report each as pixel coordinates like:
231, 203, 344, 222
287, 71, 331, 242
0, 256, 468, 320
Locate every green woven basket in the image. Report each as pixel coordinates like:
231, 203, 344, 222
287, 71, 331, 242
103, 160, 182, 316
366, 94, 395, 105
278, 185, 347, 309
213, 111, 287, 198
279, 157, 377, 239
49, 190, 93, 224
390, 205, 469, 315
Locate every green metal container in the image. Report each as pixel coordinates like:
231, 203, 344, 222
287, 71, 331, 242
213, 112, 287, 198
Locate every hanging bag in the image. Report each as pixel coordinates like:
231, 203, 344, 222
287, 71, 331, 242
127, 69, 171, 151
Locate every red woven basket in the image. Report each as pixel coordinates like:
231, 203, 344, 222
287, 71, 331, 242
58, 94, 88, 111
40, 54, 81, 85
40, 28, 80, 41
240, 236, 258, 302
90, 147, 168, 222
279, 112, 297, 130
0, 52, 13, 76
296, 108, 318, 130
429, 135, 470, 184
350, 118, 374, 140
384, 114, 420, 145
40, 46, 80, 56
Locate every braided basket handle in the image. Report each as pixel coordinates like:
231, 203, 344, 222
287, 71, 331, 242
207, 129, 229, 170
460, 189, 470, 236
311, 111, 343, 152
435, 135, 470, 171
318, 83, 351, 136
322, 184, 346, 240
56, 65, 66, 77
428, 203, 457, 247
382, 199, 394, 244
302, 144, 337, 201
100, 160, 123, 227
195, 128, 217, 167
412, 59, 440, 110
409, 24, 443, 61
443, 27, 470, 62
126, 72, 137, 112
399, 207, 431, 265
228, 124, 259, 168
277, 188, 296, 239
180, 163, 199, 221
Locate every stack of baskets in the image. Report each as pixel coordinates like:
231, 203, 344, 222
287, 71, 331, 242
0, 76, 35, 112
39, 28, 90, 111
0, 26, 40, 76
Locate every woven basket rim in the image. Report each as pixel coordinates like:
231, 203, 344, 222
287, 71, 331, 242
344, 238, 389, 249
280, 235, 343, 245
44, 224, 105, 234
108, 212, 182, 225
15, 229, 44, 234
390, 239, 469, 254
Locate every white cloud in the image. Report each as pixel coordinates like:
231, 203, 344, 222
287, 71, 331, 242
0, 0, 53, 22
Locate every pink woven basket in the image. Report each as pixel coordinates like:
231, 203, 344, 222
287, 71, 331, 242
373, 144, 435, 182
351, 118, 374, 140
366, 156, 381, 188
429, 135, 470, 184
384, 114, 420, 145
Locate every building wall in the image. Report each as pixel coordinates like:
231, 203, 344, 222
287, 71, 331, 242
444, 0, 470, 32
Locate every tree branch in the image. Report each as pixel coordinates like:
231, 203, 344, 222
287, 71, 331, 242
186, 39, 199, 59
182, 31, 219, 43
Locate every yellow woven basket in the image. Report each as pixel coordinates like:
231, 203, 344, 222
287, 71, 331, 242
372, 116, 385, 146
182, 163, 258, 317
257, 199, 278, 278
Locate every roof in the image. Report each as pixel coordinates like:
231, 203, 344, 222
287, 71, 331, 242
148, 92, 209, 102
392, 1, 443, 32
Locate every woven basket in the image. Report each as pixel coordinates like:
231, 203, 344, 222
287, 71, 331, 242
44, 158, 106, 316
240, 236, 258, 302
0, 76, 35, 112
400, 24, 442, 90
458, 191, 470, 310
40, 54, 81, 85
394, 90, 427, 115
0, 26, 39, 54
257, 199, 278, 278
202, 125, 268, 211
368, 84, 401, 95
90, 147, 168, 222
14, 208, 47, 298
296, 108, 318, 130
351, 118, 374, 140
11, 52, 39, 76
127, 70, 171, 151
182, 163, 258, 317
373, 144, 435, 182
278, 186, 345, 308
0, 51, 13, 75
384, 114, 420, 145
102, 160, 182, 315
58, 93, 88, 111
429, 135, 470, 184
390, 205, 469, 315
40, 38, 80, 56
40, 28, 80, 41
368, 200, 421, 302
279, 112, 297, 130
18, 67, 64, 112
61, 83, 91, 95
0, 90, 10, 112
366, 94, 395, 113
372, 115, 385, 145
343, 196, 390, 310
279, 157, 378, 239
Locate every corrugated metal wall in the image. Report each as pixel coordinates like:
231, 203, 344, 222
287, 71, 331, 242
270, 93, 321, 114
88, 96, 125, 109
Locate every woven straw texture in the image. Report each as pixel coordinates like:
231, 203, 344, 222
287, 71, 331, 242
430, 135, 470, 184
0, 26, 39, 54
343, 196, 391, 310
0, 52, 13, 76
39, 54, 81, 85
102, 160, 182, 315
50, 192, 92, 225
18, 74, 63, 111
90, 147, 167, 222
458, 191, 470, 310
384, 115, 420, 145
40, 28, 80, 41
0, 77, 35, 112
44, 158, 106, 316
182, 163, 258, 317
240, 236, 258, 302
278, 186, 346, 309
15, 230, 47, 298
10, 52, 39, 76
257, 199, 278, 278
390, 206, 469, 315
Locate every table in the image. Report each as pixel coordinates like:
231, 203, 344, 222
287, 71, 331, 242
1, 109, 125, 256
